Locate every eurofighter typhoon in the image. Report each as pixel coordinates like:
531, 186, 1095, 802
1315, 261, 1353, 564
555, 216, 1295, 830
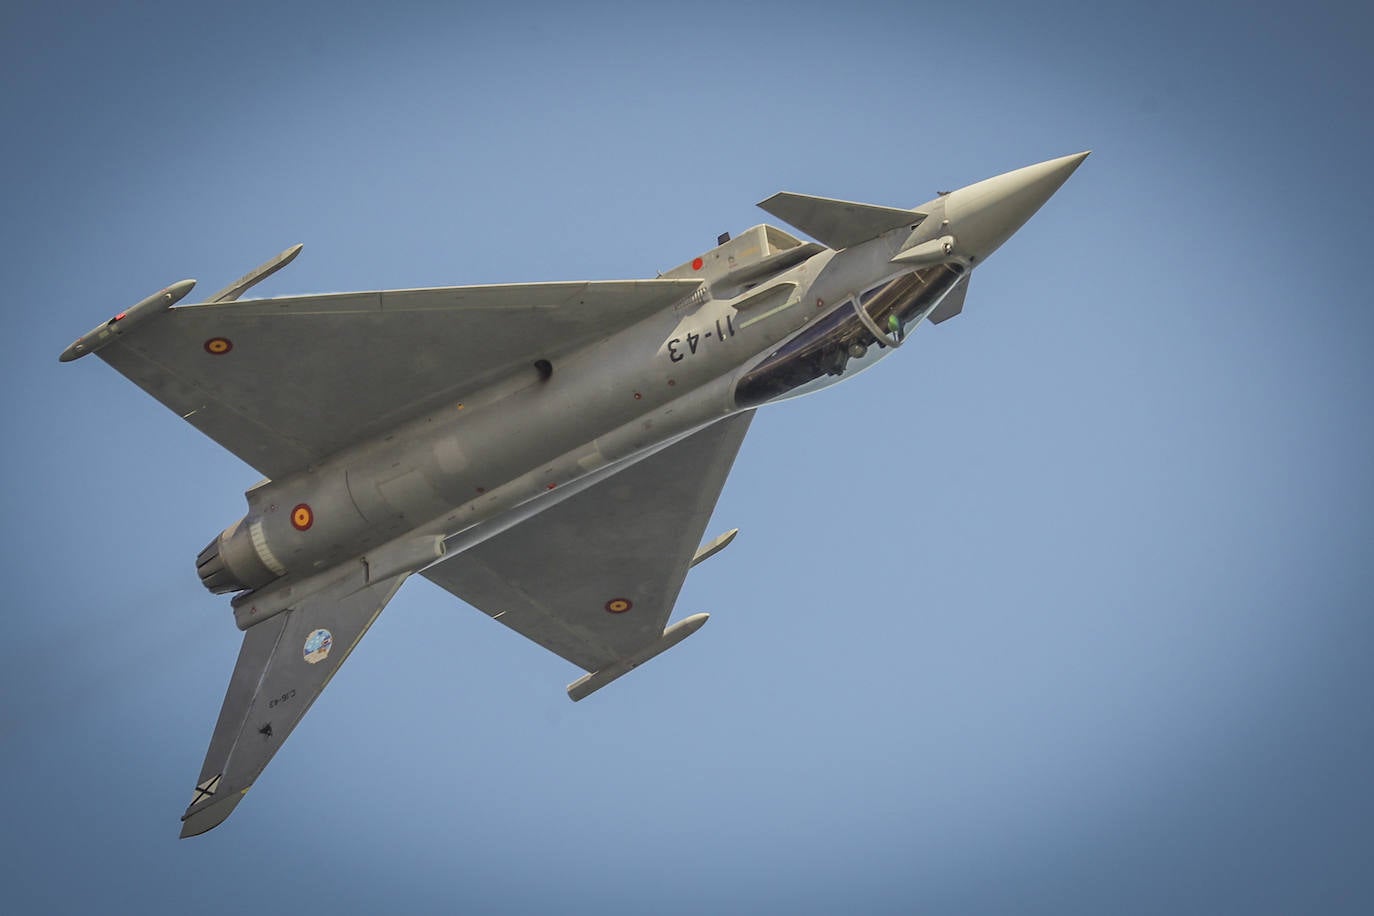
61, 153, 1088, 835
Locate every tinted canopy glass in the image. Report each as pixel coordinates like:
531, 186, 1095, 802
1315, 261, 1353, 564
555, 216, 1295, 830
734, 263, 965, 408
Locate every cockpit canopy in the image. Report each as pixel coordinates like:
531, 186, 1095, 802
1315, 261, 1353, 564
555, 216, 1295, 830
734, 262, 968, 408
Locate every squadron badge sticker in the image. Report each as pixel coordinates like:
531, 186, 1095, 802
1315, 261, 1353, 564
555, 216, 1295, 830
303, 629, 333, 664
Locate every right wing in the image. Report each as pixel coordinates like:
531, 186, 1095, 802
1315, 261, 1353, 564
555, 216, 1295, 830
93, 278, 701, 479
422, 411, 754, 694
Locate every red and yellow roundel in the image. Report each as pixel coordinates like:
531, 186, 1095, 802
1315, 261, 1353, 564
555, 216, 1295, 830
605, 598, 633, 614
290, 503, 314, 531
204, 337, 233, 355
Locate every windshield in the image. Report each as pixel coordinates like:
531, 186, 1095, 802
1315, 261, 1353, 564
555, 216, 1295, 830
734, 263, 966, 408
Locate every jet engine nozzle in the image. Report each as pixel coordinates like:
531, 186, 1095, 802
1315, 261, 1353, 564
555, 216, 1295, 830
196, 518, 281, 595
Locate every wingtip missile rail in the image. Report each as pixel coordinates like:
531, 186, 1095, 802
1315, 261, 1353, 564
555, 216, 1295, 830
59, 278, 196, 362
566, 613, 710, 702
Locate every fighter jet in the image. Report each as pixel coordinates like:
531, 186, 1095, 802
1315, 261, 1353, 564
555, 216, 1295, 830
60, 152, 1087, 836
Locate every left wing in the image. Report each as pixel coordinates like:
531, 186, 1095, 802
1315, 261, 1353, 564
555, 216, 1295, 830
90, 278, 701, 479
422, 411, 754, 698
179, 572, 407, 837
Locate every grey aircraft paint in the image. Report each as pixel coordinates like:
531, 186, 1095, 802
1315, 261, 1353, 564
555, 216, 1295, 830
60, 152, 1089, 837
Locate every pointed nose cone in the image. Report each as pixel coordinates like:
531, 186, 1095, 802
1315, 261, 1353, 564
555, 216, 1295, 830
944, 151, 1089, 262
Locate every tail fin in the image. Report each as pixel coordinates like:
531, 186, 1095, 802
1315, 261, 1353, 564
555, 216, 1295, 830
179, 571, 407, 837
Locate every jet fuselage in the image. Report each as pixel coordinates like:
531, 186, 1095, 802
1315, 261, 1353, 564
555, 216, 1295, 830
203, 156, 1086, 626
62, 152, 1088, 836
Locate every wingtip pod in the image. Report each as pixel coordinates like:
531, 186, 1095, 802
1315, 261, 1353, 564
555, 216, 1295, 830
567, 613, 710, 702
59, 278, 196, 362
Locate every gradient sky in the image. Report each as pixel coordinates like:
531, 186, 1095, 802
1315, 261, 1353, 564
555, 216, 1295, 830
3, 1, 1371, 913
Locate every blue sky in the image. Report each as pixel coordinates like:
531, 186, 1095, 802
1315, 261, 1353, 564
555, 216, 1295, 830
3, 1, 1371, 912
